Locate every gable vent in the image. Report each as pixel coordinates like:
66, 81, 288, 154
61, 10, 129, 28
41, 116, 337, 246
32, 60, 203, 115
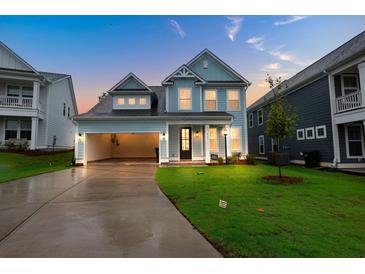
203, 59, 208, 69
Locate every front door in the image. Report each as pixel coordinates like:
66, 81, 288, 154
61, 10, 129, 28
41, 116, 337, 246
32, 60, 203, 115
180, 127, 192, 160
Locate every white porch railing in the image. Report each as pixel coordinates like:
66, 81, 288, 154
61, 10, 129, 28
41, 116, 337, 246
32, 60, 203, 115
0, 96, 33, 108
336, 91, 362, 113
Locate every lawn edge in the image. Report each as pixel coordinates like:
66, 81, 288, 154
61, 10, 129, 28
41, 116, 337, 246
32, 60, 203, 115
156, 182, 229, 258
0, 166, 72, 185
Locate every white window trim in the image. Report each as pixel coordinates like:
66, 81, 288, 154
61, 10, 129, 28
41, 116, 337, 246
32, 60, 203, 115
341, 74, 359, 96
257, 109, 263, 126
297, 129, 305, 140
226, 89, 241, 111
5, 119, 31, 140
259, 135, 265, 155
249, 113, 254, 128
305, 127, 315, 140
204, 89, 217, 111
345, 124, 365, 159
178, 87, 192, 111
209, 127, 218, 152
315, 125, 327, 139
230, 126, 242, 152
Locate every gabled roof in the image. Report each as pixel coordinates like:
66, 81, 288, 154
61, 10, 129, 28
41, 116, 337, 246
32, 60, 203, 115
0, 41, 40, 75
108, 72, 152, 93
162, 64, 206, 85
248, 30, 365, 111
39, 71, 70, 83
186, 48, 250, 84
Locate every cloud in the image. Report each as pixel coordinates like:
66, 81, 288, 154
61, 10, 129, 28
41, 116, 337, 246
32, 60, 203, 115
269, 50, 312, 67
274, 16, 309, 26
226, 16, 243, 41
261, 63, 281, 71
169, 19, 186, 38
246, 36, 265, 51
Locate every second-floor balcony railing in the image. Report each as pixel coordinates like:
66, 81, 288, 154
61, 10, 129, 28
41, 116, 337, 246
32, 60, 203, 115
336, 91, 362, 113
0, 96, 33, 108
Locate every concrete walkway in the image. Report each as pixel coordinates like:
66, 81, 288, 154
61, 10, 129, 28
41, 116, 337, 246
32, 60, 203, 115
0, 162, 221, 258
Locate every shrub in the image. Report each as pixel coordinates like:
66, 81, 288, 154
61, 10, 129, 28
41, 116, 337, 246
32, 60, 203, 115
16, 141, 29, 151
4, 140, 17, 150
246, 154, 256, 165
217, 157, 224, 164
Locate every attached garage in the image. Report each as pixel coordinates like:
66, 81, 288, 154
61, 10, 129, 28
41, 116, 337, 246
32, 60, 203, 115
85, 132, 159, 163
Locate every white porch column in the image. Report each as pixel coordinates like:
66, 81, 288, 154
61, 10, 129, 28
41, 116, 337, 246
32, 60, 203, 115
358, 62, 365, 108
204, 124, 210, 163
32, 81, 40, 109
30, 117, 38, 150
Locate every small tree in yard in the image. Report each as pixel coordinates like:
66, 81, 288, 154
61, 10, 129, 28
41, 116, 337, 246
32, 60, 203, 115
265, 75, 297, 177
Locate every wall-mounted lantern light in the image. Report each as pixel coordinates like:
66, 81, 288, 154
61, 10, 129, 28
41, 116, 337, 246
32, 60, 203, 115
162, 132, 166, 140
195, 130, 199, 138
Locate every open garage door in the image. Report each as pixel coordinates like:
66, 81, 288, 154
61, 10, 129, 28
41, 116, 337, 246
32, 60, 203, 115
85, 132, 159, 163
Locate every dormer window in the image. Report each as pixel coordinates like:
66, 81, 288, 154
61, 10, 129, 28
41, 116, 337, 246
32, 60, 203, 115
140, 96, 147, 105
203, 59, 208, 69
117, 98, 125, 105
128, 98, 136, 105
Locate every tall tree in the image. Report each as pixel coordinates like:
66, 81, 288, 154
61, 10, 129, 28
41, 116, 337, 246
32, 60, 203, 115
265, 75, 297, 177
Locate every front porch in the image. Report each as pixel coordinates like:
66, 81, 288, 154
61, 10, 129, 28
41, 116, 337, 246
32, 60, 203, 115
166, 123, 244, 164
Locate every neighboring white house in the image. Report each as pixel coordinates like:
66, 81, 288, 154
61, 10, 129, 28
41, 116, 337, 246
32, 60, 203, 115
0, 41, 78, 150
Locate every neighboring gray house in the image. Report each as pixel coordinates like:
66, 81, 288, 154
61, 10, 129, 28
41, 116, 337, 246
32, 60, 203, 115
248, 31, 365, 169
74, 49, 250, 165
0, 41, 78, 150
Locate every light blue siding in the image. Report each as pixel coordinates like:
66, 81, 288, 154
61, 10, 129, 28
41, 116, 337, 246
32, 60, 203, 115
168, 79, 201, 112
168, 125, 179, 158
117, 77, 145, 90
188, 53, 239, 82
192, 125, 204, 158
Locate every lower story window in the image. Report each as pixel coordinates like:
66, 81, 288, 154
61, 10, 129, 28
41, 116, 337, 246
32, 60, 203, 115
5, 120, 18, 140
259, 135, 265, 154
230, 127, 241, 151
345, 124, 364, 158
20, 120, 32, 140
5, 120, 32, 140
209, 127, 218, 151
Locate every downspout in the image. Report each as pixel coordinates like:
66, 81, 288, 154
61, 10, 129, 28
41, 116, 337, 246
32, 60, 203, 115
324, 70, 339, 168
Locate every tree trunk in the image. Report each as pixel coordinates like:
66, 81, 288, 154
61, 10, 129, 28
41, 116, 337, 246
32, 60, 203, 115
278, 165, 282, 178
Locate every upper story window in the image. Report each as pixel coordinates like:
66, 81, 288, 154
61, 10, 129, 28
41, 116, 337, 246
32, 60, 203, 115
7, 85, 33, 98
342, 74, 359, 95
227, 90, 240, 111
140, 96, 147, 105
128, 98, 136, 105
249, 113, 254, 128
67, 107, 70, 118
203, 59, 208, 69
257, 109, 263, 125
117, 98, 125, 105
63, 103, 66, 116
179, 88, 192, 110
204, 89, 217, 111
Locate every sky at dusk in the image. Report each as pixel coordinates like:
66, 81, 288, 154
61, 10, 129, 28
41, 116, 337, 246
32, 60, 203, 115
1, 15, 365, 113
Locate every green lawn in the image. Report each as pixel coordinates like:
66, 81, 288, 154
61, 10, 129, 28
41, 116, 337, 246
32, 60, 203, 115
0, 151, 73, 184
156, 163, 365, 257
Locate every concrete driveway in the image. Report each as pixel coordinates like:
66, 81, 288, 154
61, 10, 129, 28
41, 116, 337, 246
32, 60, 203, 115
0, 161, 221, 258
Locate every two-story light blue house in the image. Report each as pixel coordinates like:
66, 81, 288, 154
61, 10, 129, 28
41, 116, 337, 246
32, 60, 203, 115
74, 49, 250, 164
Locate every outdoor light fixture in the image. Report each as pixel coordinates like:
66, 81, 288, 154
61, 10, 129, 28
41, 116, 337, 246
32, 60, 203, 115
162, 132, 166, 140
195, 130, 199, 138
223, 127, 229, 164
78, 133, 82, 137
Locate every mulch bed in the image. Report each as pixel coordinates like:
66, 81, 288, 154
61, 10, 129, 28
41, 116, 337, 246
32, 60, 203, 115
263, 175, 304, 184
